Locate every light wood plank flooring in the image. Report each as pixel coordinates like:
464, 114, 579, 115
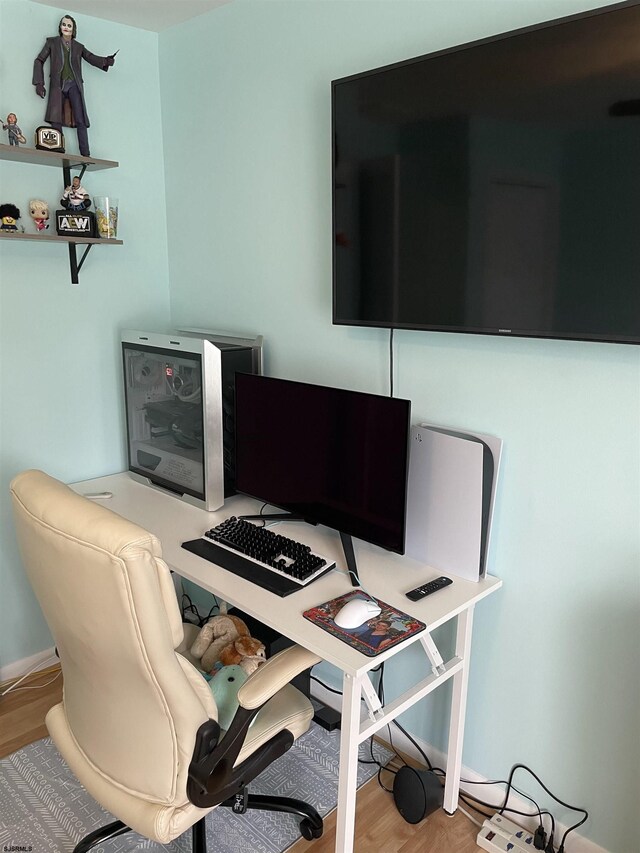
0, 666, 483, 852
0, 664, 63, 757
289, 754, 484, 853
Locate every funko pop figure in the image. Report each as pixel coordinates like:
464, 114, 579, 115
29, 199, 50, 231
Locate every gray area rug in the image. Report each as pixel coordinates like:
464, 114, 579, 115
0, 723, 392, 853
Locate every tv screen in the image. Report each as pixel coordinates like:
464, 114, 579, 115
332, 2, 640, 344
234, 374, 411, 554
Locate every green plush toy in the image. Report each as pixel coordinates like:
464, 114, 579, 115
208, 664, 248, 731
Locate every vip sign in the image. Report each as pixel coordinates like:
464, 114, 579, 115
35, 126, 65, 152
56, 210, 95, 237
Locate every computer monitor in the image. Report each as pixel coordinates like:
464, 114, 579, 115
234, 374, 411, 582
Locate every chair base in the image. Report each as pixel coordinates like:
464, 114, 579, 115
235, 792, 323, 840
72, 794, 323, 853
73, 820, 130, 853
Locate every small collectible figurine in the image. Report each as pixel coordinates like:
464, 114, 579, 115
0, 203, 23, 231
2, 113, 26, 146
33, 14, 117, 157
29, 199, 50, 231
61, 176, 91, 210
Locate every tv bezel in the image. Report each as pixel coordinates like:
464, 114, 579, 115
233, 373, 412, 555
331, 0, 640, 346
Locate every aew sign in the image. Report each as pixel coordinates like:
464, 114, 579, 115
35, 126, 65, 152
56, 210, 95, 237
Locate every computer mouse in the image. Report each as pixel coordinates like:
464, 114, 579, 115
334, 597, 382, 630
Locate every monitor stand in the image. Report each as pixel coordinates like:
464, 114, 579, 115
239, 514, 360, 586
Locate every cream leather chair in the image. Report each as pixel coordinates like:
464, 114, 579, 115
10, 470, 324, 853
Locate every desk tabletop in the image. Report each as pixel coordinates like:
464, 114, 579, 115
71, 473, 502, 677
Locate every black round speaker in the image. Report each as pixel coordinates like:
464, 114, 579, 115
393, 766, 443, 824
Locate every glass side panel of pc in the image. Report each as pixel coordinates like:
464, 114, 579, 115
122, 340, 207, 501
121, 329, 259, 510
234, 373, 411, 554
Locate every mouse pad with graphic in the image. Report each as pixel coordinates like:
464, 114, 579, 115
303, 591, 426, 656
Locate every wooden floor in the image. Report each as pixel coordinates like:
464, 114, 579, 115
0, 664, 63, 758
289, 757, 484, 853
0, 666, 483, 852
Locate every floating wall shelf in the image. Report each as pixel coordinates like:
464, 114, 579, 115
0, 142, 121, 283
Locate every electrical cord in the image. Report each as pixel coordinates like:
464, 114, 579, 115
202, 603, 219, 624
377, 664, 446, 775
392, 716, 440, 773
458, 804, 484, 828
500, 764, 588, 853
462, 777, 550, 823
310, 653, 586, 851
181, 592, 201, 624
433, 768, 556, 847
309, 674, 343, 695
376, 663, 589, 850
5, 670, 62, 693
459, 792, 494, 819
465, 788, 554, 827
310, 666, 395, 787
181, 592, 221, 627
1, 656, 60, 696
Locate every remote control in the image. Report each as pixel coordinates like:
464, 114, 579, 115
406, 576, 453, 601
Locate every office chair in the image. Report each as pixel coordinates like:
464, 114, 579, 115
10, 470, 324, 853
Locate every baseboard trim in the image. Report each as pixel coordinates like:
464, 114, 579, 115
310, 680, 607, 853
0, 647, 57, 686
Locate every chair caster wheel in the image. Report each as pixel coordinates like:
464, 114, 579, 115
300, 818, 323, 840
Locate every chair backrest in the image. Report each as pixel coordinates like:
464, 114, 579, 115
10, 470, 217, 807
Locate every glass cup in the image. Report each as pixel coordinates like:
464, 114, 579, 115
94, 197, 119, 238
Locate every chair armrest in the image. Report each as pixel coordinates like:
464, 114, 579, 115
238, 645, 321, 711
187, 644, 321, 808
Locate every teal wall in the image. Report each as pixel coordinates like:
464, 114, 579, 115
0, 1, 171, 665
1, 2, 638, 851
159, 3, 639, 851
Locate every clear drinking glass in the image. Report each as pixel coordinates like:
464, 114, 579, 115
94, 197, 119, 238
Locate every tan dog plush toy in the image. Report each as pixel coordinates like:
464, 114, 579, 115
190, 613, 251, 673
219, 635, 266, 676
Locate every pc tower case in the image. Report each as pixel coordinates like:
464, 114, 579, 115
121, 329, 263, 511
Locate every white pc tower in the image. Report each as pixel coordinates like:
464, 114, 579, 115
121, 329, 263, 511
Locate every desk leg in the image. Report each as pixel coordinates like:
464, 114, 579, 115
443, 606, 474, 814
335, 672, 361, 853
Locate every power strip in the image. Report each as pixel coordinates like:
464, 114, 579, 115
477, 814, 538, 852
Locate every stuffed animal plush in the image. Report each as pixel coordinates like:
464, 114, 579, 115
208, 664, 248, 731
190, 613, 251, 673
219, 635, 267, 676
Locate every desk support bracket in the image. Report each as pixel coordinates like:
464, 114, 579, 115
360, 673, 383, 721
420, 631, 445, 675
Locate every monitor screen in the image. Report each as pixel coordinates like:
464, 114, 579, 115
332, 3, 640, 344
234, 374, 411, 554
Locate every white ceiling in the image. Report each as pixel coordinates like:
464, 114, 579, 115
29, 0, 231, 33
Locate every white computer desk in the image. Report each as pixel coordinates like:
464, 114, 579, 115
71, 472, 501, 853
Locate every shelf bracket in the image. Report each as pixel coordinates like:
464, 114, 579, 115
62, 163, 87, 186
68, 242, 92, 285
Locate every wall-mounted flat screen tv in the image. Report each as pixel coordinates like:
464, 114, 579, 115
332, 2, 640, 344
